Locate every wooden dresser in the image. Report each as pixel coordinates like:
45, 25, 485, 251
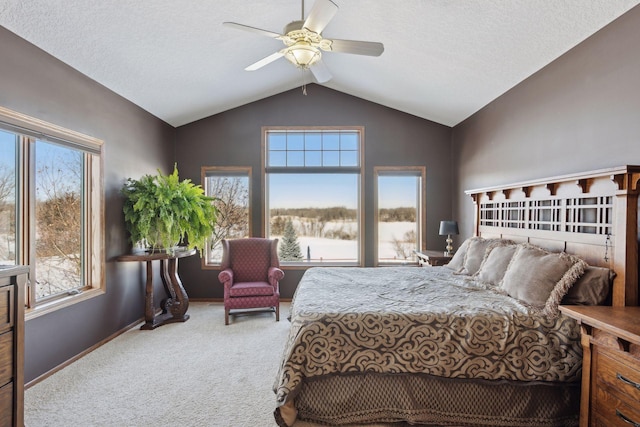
559, 305, 640, 427
0, 266, 28, 427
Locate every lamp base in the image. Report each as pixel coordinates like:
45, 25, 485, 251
445, 235, 454, 257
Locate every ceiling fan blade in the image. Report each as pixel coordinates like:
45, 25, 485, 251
303, 0, 338, 34
310, 60, 332, 83
327, 39, 384, 56
245, 51, 285, 71
223, 22, 281, 38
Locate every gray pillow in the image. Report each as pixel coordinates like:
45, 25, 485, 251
562, 266, 615, 305
500, 243, 588, 316
445, 237, 471, 272
460, 237, 512, 276
474, 244, 518, 286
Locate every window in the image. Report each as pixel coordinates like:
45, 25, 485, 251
34, 140, 84, 299
264, 127, 363, 265
375, 167, 426, 265
0, 106, 104, 314
202, 166, 251, 266
0, 131, 16, 266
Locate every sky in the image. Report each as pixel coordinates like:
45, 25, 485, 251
268, 173, 420, 209
0, 130, 16, 169
1, 129, 82, 202
268, 173, 358, 209
378, 175, 420, 209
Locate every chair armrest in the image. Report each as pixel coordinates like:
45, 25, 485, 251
268, 266, 284, 287
218, 268, 234, 287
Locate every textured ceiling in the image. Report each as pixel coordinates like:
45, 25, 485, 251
1, 1, 638, 127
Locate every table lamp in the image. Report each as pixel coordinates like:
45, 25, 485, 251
439, 220, 459, 256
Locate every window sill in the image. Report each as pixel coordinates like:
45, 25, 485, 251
280, 262, 362, 269
376, 262, 420, 267
25, 287, 105, 321
205, 262, 364, 270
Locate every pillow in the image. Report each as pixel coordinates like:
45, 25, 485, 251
444, 237, 471, 272
500, 243, 588, 316
474, 244, 518, 286
460, 237, 511, 276
562, 266, 615, 305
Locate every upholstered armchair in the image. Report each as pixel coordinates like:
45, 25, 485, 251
218, 238, 284, 325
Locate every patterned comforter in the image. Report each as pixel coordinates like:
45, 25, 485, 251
274, 266, 582, 408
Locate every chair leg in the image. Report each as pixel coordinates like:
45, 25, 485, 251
275, 303, 280, 322
225, 307, 229, 325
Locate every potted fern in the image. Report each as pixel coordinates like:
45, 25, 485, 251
121, 165, 217, 254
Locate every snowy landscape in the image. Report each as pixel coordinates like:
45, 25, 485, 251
274, 219, 417, 263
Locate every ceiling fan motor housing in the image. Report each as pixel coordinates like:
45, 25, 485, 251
283, 20, 306, 36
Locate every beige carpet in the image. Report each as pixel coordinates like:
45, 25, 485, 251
25, 302, 298, 427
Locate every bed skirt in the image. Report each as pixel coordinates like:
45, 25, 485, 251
275, 373, 579, 427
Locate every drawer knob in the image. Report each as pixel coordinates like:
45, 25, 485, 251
616, 409, 640, 427
617, 372, 640, 390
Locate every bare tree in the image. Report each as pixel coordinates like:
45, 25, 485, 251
208, 176, 249, 254
270, 216, 286, 235
36, 192, 81, 269
0, 164, 16, 262
34, 146, 83, 296
391, 229, 417, 260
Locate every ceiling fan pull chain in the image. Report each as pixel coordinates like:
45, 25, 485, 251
301, 69, 307, 95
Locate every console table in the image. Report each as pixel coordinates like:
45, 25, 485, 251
117, 248, 195, 330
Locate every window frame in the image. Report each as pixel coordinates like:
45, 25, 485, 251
0, 105, 105, 318
373, 166, 426, 266
201, 166, 252, 268
262, 126, 364, 268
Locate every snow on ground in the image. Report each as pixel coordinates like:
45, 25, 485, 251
295, 236, 357, 262
35, 256, 81, 298
277, 221, 417, 262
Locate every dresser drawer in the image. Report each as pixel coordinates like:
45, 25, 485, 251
0, 331, 13, 388
0, 380, 13, 427
0, 286, 13, 334
595, 349, 640, 405
594, 386, 640, 427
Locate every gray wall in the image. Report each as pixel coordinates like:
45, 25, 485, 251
175, 85, 453, 299
8, 0, 637, 384
452, 5, 640, 240
0, 26, 175, 382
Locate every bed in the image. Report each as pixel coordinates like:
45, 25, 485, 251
274, 166, 640, 427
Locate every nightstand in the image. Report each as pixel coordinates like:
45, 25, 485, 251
414, 250, 452, 267
559, 305, 640, 427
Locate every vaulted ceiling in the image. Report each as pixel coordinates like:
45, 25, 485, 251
1, 1, 638, 127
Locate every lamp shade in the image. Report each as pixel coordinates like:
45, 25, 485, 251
283, 43, 321, 68
439, 220, 459, 236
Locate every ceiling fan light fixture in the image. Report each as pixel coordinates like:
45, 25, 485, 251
284, 43, 321, 69
225, 0, 383, 82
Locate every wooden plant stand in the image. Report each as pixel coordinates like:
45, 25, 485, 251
117, 248, 195, 330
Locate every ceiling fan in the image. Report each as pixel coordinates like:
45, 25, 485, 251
223, 0, 384, 83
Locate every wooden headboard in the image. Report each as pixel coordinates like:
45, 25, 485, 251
465, 166, 640, 307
